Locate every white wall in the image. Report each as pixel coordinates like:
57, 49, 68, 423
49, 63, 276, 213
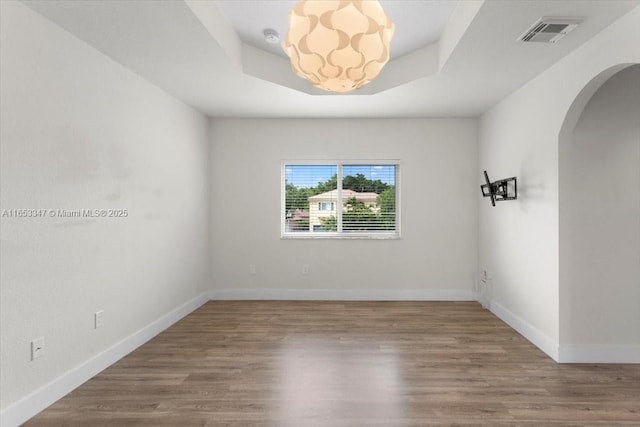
559, 65, 640, 358
478, 6, 640, 361
0, 0, 210, 416
209, 118, 477, 299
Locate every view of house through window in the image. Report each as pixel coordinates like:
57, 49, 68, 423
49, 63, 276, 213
284, 163, 398, 236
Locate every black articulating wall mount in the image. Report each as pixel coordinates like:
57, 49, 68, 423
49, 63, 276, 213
481, 170, 517, 207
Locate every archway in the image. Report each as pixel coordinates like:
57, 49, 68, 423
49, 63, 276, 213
558, 64, 640, 362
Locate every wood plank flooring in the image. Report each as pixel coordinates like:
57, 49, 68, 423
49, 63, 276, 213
25, 301, 640, 426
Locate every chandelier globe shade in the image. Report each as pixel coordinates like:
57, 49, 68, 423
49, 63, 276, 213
281, 0, 395, 93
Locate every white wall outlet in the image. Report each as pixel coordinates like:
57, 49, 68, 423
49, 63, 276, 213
302, 264, 310, 275
31, 337, 44, 360
94, 310, 104, 329
249, 264, 257, 275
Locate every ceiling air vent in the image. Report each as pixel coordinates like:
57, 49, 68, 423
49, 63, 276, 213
519, 17, 582, 43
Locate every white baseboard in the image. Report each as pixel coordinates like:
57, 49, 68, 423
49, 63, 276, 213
488, 300, 560, 362
558, 344, 640, 363
209, 288, 476, 301
488, 300, 640, 364
0, 292, 210, 427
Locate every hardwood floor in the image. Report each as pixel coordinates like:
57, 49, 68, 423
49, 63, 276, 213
25, 301, 640, 426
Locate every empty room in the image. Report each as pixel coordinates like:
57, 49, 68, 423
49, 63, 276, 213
1, 0, 639, 425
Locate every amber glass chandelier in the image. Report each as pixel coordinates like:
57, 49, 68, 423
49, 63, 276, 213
282, 0, 395, 93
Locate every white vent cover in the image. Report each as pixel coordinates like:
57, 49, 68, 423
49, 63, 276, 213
519, 17, 582, 43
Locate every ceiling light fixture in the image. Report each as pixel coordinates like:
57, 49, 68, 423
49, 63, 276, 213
282, 0, 394, 93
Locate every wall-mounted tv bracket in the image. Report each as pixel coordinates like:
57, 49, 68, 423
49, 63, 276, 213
481, 170, 517, 207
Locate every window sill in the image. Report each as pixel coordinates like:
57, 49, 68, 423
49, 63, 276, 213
281, 233, 400, 240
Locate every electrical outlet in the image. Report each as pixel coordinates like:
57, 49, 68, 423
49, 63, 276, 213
249, 264, 257, 275
94, 310, 104, 329
31, 337, 44, 360
302, 264, 310, 275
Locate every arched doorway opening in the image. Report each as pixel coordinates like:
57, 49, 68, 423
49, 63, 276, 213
558, 64, 639, 362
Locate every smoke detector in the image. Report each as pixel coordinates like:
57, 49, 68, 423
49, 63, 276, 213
263, 29, 280, 44
519, 17, 582, 43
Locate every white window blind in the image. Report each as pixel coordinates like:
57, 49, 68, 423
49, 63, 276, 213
283, 163, 398, 238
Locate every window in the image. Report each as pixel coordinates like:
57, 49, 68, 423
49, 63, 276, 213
283, 162, 399, 238
318, 202, 335, 211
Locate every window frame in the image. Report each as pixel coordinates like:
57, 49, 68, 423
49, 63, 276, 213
281, 160, 401, 239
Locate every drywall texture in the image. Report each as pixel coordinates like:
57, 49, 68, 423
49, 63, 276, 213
209, 118, 477, 296
479, 5, 640, 360
0, 2, 210, 409
559, 65, 640, 347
